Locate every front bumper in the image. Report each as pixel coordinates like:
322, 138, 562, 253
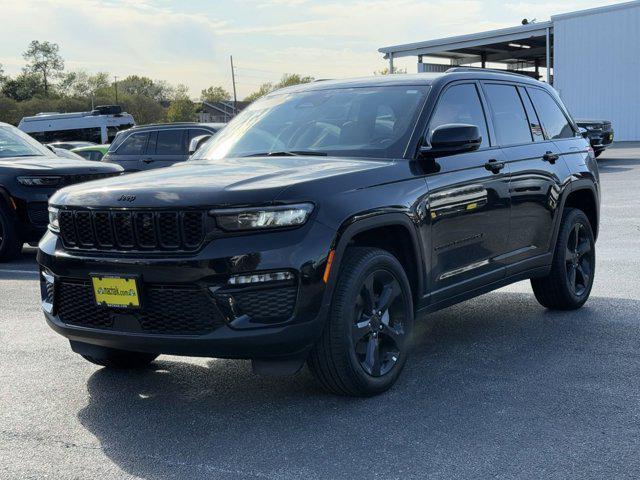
586, 129, 614, 150
37, 220, 336, 360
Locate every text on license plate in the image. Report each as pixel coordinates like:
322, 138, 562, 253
91, 276, 140, 308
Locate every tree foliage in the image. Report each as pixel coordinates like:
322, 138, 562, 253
22, 40, 64, 95
1, 73, 44, 101
244, 73, 314, 102
200, 85, 231, 103
117, 75, 174, 102
167, 84, 196, 122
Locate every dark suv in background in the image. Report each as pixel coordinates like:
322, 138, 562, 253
576, 119, 614, 157
39, 69, 599, 396
0, 122, 122, 261
102, 122, 224, 172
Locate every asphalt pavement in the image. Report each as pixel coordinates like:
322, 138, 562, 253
1, 144, 639, 479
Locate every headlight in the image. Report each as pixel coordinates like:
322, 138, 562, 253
17, 176, 61, 187
211, 203, 314, 231
48, 207, 60, 233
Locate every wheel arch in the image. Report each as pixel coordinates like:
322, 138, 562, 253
323, 213, 425, 308
560, 181, 600, 240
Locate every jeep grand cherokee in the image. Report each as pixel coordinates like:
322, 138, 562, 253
38, 69, 599, 396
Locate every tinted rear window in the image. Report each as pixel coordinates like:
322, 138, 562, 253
154, 129, 186, 155
484, 84, 532, 146
527, 88, 574, 139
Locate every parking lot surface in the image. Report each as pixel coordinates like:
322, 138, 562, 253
1, 144, 640, 479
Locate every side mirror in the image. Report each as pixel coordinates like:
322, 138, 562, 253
189, 134, 212, 155
419, 123, 482, 157
578, 127, 588, 139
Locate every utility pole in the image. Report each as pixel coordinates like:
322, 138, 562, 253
114, 76, 119, 104
230, 55, 237, 116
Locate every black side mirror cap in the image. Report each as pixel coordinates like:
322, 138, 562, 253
419, 123, 482, 157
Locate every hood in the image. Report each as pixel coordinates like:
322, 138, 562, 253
1, 155, 123, 174
50, 156, 394, 208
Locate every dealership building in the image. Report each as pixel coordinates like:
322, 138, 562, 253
379, 1, 640, 140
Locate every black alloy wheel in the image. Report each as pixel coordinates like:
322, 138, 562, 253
352, 269, 407, 377
307, 247, 414, 396
565, 222, 593, 297
531, 208, 596, 310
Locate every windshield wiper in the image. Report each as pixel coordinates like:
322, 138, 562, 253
244, 150, 328, 157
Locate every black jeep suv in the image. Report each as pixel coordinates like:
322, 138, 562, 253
575, 119, 614, 157
38, 69, 599, 396
0, 123, 123, 261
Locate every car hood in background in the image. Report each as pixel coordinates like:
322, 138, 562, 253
0, 155, 124, 174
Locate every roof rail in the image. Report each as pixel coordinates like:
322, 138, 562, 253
446, 66, 534, 79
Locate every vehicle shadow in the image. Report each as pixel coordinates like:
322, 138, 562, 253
77, 291, 640, 479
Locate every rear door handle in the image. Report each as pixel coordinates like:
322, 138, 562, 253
484, 159, 505, 174
142, 158, 154, 164
543, 151, 559, 164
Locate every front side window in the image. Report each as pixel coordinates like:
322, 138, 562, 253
527, 88, 574, 139
428, 83, 489, 148
0, 126, 49, 159
484, 84, 532, 146
116, 132, 149, 155
192, 85, 430, 160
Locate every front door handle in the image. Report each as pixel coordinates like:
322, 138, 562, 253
543, 151, 559, 164
142, 158, 154, 164
484, 159, 505, 174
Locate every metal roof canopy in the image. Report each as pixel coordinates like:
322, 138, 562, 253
379, 21, 554, 81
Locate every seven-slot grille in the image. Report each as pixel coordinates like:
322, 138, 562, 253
58, 209, 206, 252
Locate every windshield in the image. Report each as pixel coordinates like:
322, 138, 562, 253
192, 85, 430, 160
0, 125, 50, 159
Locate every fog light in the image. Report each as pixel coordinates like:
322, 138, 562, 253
228, 271, 293, 285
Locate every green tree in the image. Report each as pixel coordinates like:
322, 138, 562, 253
200, 85, 231, 103
58, 70, 110, 98
0, 64, 6, 85
244, 73, 313, 102
1, 72, 44, 101
0, 95, 20, 124
167, 84, 195, 122
118, 75, 174, 102
22, 40, 64, 95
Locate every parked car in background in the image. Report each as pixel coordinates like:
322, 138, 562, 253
101, 122, 224, 172
48, 146, 86, 160
0, 122, 123, 261
71, 144, 110, 161
39, 70, 599, 396
575, 119, 614, 157
18, 105, 135, 145
46, 141, 96, 150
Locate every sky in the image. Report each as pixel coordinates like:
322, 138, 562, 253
0, 0, 625, 99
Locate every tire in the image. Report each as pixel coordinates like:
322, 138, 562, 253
0, 203, 22, 262
80, 347, 158, 369
308, 247, 414, 396
531, 208, 596, 310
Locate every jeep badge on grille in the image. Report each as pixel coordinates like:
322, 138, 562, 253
118, 194, 136, 202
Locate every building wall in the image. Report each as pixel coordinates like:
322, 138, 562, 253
553, 3, 640, 141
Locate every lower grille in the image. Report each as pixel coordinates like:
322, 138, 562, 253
57, 281, 225, 335
233, 287, 297, 321
27, 202, 49, 225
